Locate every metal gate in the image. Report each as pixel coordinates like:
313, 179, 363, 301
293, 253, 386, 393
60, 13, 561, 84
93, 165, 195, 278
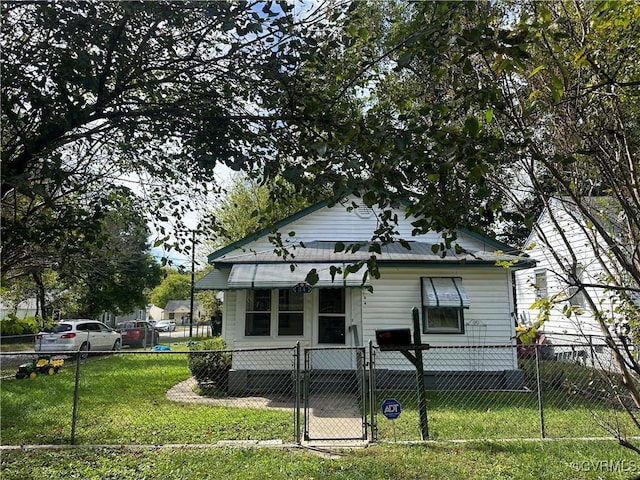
303, 346, 369, 441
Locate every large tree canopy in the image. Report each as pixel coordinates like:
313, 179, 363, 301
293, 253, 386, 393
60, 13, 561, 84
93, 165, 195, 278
2, 188, 162, 319
1, 0, 332, 276
205, 173, 317, 250
282, 0, 640, 448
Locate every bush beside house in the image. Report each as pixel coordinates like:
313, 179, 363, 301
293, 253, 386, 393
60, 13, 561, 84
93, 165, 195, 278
187, 337, 231, 393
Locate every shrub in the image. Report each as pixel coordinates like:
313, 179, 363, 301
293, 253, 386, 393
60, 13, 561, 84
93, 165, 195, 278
187, 337, 232, 392
0, 314, 41, 336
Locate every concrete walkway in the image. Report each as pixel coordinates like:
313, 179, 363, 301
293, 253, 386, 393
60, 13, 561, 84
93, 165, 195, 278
167, 378, 367, 445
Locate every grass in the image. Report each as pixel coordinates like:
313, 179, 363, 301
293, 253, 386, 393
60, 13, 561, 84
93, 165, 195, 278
0, 340, 33, 352
1, 349, 293, 445
3, 349, 640, 478
2, 441, 640, 479
2, 347, 639, 446
374, 387, 638, 441
372, 357, 640, 442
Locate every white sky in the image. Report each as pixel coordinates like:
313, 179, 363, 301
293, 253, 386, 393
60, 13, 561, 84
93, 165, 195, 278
148, 163, 234, 270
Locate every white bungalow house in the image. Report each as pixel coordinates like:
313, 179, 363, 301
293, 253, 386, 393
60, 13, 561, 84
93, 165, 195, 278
197, 197, 535, 392
162, 300, 203, 324
514, 197, 638, 359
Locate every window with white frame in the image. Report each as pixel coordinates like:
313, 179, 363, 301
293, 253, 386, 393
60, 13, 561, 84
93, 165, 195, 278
278, 289, 304, 336
534, 270, 548, 300
421, 277, 469, 334
567, 264, 586, 307
318, 288, 346, 344
245, 289, 271, 336
245, 289, 305, 337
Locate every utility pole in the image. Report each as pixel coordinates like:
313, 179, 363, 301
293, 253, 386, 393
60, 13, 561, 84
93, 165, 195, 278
189, 229, 196, 338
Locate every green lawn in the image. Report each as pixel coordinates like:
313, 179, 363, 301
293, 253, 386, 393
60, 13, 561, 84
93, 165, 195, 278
1, 350, 638, 446
374, 387, 638, 441
3, 351, 640, 478
1, 351, 293, 445
2, 441, 640, 480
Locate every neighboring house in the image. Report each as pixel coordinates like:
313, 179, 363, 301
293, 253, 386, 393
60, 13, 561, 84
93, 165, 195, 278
197, 197, 534, 392
514, 197, 636, 357
162, 300, 203, 324
100, 308, 150, 327
148, 304, 164, 322
0, 298, 38, 320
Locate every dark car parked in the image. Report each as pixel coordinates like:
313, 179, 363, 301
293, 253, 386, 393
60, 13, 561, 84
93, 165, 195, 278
116, 321, 159, 348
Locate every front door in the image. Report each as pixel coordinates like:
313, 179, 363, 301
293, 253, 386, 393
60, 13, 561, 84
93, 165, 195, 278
312, 288, 351, 369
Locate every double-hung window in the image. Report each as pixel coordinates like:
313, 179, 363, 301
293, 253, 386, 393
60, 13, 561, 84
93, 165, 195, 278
421, 277, 469, 334
245, 289, 305, 337
534, 270, 548, 300
567, 264, 586, 308
245, 289, 272, 336
278, 289, 304, 336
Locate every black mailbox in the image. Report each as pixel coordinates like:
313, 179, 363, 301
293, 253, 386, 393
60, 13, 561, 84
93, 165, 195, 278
375, 328, 412, 348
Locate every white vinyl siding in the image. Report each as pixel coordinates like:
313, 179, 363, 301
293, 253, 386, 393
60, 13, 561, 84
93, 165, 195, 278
363, 267, 517, 372
214, 196, 521, 373
226, 267, 517, 372
217, 199, 498, 262
514, 202, 614, 338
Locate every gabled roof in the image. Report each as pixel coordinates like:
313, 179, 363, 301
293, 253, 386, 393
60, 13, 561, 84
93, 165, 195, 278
213, 240, 533, 269
525, 196, 626, 248
164, 300, 200, 311
207, 200, 329, 262
207, 197, 525, 264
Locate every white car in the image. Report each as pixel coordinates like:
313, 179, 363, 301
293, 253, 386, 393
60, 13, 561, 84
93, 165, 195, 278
154, 320, 176, 332
35, 319, 121, 355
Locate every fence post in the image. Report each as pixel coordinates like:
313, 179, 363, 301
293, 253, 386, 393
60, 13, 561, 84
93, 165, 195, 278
294, 341, 301, 444
368, 340, 377, 441
535, 343, 546, 438
70, 353, 82, 445
412, 307, 429, 441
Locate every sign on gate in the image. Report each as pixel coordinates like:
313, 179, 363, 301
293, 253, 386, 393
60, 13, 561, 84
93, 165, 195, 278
381, 398, 402, 420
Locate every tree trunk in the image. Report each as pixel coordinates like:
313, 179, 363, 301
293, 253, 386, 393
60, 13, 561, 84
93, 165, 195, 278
32, 271, 47, 327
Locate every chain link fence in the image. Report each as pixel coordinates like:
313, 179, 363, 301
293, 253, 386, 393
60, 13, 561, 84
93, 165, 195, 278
1, 340, 638, 446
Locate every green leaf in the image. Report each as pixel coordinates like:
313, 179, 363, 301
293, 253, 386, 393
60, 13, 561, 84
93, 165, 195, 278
369, 243, 381, 254
311, 141, 327, 156
463, 58, 473, 75
334, 241, 345, 253
305, 269, 319, 286
397, 51, 413, 68
551, 75, 564, 103
485, 109, 494, 124
357, 27, 369, 40
529, 65, 546, 77
362, 191, 377, 207
464, 117, 480, 138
